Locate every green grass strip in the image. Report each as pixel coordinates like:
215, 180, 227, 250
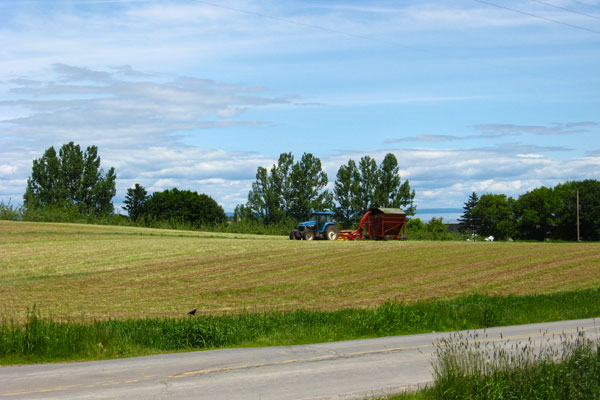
2, 288, 600, 364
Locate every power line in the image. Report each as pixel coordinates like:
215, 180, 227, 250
474, 0, 600, 35
529, 0, 600, 21
191, 0, 530, 78
190, 0, 382, 43
188, 0, 590, 81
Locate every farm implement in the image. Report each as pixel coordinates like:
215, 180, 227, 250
289, 208, 407, 241
338, 207, 407, 241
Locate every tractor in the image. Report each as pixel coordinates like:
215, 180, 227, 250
289, 211, 339, 240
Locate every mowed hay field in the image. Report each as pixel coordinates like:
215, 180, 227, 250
2, 220, 600, 321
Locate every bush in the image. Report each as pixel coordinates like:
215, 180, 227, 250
0, 200, 24, 221
407, 217, 462, 241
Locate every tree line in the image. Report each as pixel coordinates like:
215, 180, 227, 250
459, 180, 600, 241
20, 142, 599, 242
22, 144, 415, 230
22, 142, 226, 227
233, 152, 415, 228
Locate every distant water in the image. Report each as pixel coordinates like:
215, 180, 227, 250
414, 208, 463, 224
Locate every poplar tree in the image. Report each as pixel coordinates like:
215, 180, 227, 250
288, 153, 332, 220
24, 142, 116, 215
245, 152, 332, 223
356, 156, 378, 212
333, 159, 361, 227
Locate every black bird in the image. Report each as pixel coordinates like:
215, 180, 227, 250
188, 308, 197, 316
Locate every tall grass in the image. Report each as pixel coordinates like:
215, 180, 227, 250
386, 332, 600, 400
425, 330, 600, 399
2, 289, 600, 364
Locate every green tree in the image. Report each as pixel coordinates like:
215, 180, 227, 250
333, 159, 361, 227
374, 153, 415, 214
24, 142, 116, 216
554, 180, 600, 241
124, 183, 148, 221
23, 146, 62, 208
334, 153, 416, 225
270, 152, 295, 216
245, 152, 332, 223
246, 166, 275, 223
232, 204, 255, 223
514, 186, 558, 241
374, 153, 401, 208
458, 192, 479, 235
396, 180, 416, 216
356, 156, 378, 213
471, 194, 516, 240
289, 153, 332, 220
144, 188, 226, 227
246, 153, 296, 225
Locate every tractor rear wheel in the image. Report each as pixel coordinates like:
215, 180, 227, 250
303, 230, 314, 241
325, 225, 339, 240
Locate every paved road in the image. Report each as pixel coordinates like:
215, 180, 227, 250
1, 318, 598, 400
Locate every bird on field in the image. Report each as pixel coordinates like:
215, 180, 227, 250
188, 308, 197, 316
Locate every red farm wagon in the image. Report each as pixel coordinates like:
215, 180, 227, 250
338, 207, 407, 241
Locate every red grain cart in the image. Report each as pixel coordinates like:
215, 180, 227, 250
338, 207, 407, 240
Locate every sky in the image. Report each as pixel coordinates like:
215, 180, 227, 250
1, 0, 599, 219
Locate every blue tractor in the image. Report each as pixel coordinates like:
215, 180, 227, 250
289, 211, 339, 240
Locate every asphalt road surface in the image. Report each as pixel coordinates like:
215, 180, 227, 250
1, 318, 598, 400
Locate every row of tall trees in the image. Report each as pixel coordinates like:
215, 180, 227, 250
24, 142, 116, 216
334, 154, 415, 227
459, 180, 600, 241
235, 152, 332, 225
237, 152, 415, 228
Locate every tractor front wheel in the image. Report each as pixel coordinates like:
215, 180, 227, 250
325, 225, 339, 240
303, 230, 315, 241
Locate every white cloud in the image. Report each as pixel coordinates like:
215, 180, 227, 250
0, 165, 18, 176
323, 147, 600, 210
1, 64, 293, 151
474, 122, 598, 136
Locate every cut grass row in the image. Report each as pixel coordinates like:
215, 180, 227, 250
2, 221, 600, 321
2, 288, 600, 364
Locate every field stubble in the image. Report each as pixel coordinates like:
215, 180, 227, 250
2, 221, 600, 321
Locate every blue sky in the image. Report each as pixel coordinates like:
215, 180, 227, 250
1, 0, 599, 217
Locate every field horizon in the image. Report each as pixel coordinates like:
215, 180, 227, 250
2, 220, 600, 322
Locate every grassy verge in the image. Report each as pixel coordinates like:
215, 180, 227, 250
2, 289, 599, 365
385, 331, 600, 400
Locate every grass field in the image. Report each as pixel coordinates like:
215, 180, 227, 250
2, 220, 599, 321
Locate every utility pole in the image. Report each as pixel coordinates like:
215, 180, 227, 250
577, 189, 580, 242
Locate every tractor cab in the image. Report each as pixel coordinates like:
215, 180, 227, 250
312, 212, 335, 231
289, 211, 339, 241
